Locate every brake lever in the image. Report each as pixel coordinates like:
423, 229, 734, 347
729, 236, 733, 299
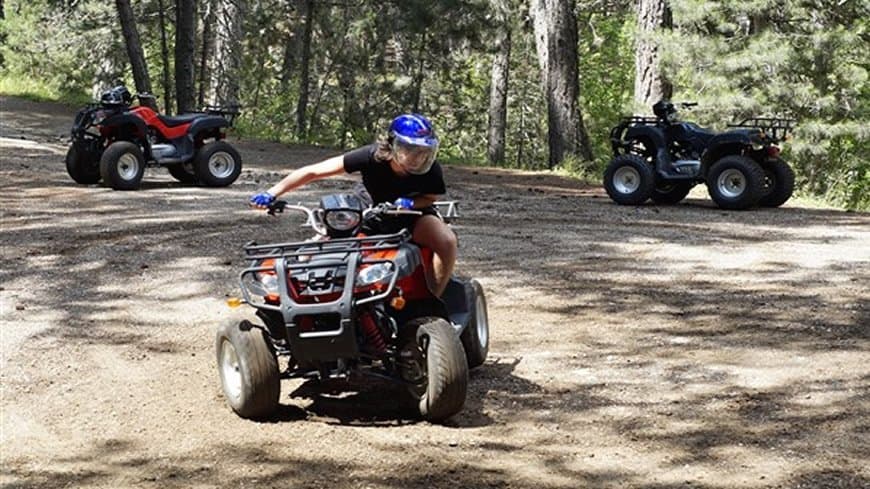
267, 200, 288, 216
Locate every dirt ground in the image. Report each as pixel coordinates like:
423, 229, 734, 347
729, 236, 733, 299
0, 96, 868, 489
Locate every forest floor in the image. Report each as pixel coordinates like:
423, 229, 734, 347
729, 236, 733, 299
1, 96, 868, 489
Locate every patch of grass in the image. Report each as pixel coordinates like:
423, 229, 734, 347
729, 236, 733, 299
0, 75, 91, 106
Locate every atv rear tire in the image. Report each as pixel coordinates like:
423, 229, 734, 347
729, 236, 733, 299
460, 280, 489, 369
100, 141, 145, 190
404, 317, 468, 422
706, 155, 765, 210
603, 154, 655, 205
194, 141, 242, 187
651, 181, 693, 204
759, 158, 795, 208
65, 145, 101, 185
167, 163, 198, 184
215, 320, 280, 419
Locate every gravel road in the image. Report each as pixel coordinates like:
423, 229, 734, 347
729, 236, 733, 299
1, 96, 868, 488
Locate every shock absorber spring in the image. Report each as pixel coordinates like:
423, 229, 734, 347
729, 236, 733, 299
359, 313, 387, 354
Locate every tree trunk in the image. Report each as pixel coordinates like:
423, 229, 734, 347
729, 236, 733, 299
487, 0, 511, 165
157, 0, 172, 114
530, 0, 548, 88
634, 0, 673, 109
533, 0, 593, 168
279, 3, 303, 93
208, 0, 245, 107
296, 0, 314, 137
175, 0, 197, 113
410, 33, 428, 113
198, 0, 216, 108
115, 0, 152, 94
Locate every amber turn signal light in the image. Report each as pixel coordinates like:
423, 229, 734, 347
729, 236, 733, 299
390, 296, 406, 310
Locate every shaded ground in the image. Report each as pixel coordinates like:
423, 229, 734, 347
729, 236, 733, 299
1, 96, 868, 488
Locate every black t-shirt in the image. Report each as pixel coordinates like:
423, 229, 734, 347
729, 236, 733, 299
343, 144, 446, 204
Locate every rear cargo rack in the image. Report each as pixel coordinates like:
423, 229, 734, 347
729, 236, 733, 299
727, 117, 795, 142
203, 104, 241, 126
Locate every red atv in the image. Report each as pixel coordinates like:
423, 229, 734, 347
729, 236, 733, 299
216, 196, 489, 423
66, 85, 242, 190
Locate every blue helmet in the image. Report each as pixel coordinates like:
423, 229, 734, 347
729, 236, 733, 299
389, 114, 439, 175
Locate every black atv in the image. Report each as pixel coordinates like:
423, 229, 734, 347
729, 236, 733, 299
66, 85, 242, 190
604, 101, 796, 210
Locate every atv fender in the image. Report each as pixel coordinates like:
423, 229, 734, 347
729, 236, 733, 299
624, 125, 667, 153
440, 277, 476, 334
101, 113, 149, 141
624, 125, 674, 177
100, 113, 152, 157
187, 115, 229, 138
702, 129, 759, 167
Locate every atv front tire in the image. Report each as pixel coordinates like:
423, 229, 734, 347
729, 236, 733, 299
167, 163, 198, 184
100, 141, 146, 190
603, 154, 655, 205
706, 155, 765, 210
651, 181, 693, 205
460, 280, 489, 369
216, 320, 280, 419
404, 317, 468, 423
194, 141, 242, 187
759, 158, 795, 208
65, 144, 101, 185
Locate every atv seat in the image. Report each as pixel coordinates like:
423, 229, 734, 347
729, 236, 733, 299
158, 113, 204, 128
678, 122, 718, 145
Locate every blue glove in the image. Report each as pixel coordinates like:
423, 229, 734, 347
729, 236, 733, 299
250, 191, 275, 208
394, 197, 414, 209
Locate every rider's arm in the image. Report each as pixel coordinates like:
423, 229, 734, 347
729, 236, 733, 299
413, 194, 439, 208
267, 155, 346, 197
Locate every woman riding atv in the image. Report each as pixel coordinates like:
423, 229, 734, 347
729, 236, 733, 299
249, 114, 456, 296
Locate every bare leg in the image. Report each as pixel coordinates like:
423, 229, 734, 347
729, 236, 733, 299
412, 215, 457, 297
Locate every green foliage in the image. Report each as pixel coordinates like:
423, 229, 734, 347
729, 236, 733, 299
577, 11, 635, 172
0, 0, 121, 101
0, 75, 91, 105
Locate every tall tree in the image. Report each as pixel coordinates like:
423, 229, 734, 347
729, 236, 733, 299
115, 0, 152, 94
175, 0, 196, 113
634, 0, 672, 109
208, 0, 246, 106
279, 2, 303, 93
532, 0, 594, 168
296, 0, 314, 137
157, 0, 173, 113
198, 0, 216, 107
487, 0, 512, 164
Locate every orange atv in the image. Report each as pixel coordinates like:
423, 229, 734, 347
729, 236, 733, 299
216, 195, 488, 423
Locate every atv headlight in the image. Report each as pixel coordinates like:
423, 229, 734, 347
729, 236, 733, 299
319, 194, 364, 238
356, 263, 393, 287
324, 210, 361, 232
256, 272, 279, 294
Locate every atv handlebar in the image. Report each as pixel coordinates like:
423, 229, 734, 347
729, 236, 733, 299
268, 200, 422, 215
